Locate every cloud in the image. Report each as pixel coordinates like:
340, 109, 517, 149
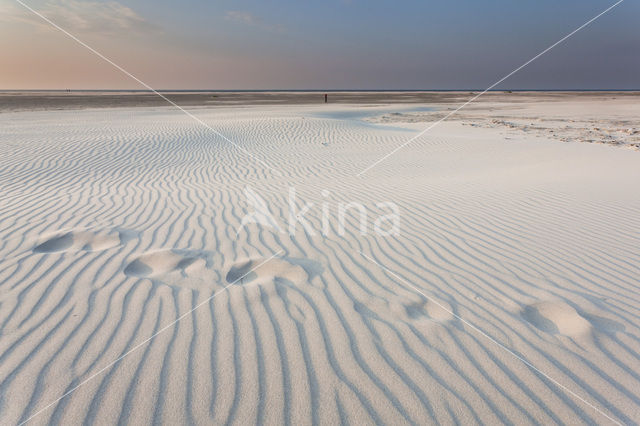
0, 0, 157, 37
225, 10, 284, 33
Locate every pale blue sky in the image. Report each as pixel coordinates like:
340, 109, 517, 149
1, 0, 638, 89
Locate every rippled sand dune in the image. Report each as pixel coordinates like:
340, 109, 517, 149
1, 102, 639, 424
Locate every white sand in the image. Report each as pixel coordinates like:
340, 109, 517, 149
1, 98, 639, 424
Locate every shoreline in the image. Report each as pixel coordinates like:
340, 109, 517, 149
2, 90, 640, 113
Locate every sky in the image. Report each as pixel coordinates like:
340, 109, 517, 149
1, 0, 639, 90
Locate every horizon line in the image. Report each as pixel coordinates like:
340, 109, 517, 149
2, 88, 640, 93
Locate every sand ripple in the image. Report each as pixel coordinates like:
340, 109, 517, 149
1, 105, 639, 424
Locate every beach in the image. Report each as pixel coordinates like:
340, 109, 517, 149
1, 93, 639, 424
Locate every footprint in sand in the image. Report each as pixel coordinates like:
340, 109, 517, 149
392, 297, 455, 324
355, 295, 456, 325
522, 301, 625, 337
33, 229, 133, 253
225, 256, 322, 323
123, 249, 221, 290
405, 299, 455, 323
225, 256, 323, 286
124, 249, 205, 278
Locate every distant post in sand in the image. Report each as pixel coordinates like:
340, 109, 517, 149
324, 94, 328, 103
